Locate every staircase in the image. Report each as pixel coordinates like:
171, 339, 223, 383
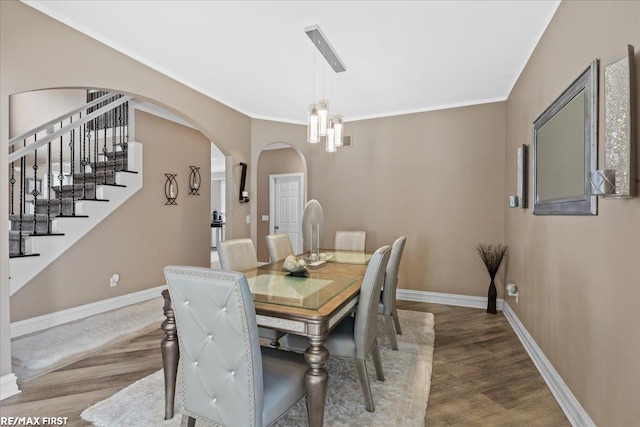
8, 92, 143, 296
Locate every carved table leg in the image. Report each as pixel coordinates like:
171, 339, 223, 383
304, 328, 329, 427
161, 289, 180, 420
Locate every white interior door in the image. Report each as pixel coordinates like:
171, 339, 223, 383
270, 173, 303, 254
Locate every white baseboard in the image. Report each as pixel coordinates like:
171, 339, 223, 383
11, 285, 167, 338
397, 288, 504, 311
501, 302, 595, 427
0, 373, 20, 400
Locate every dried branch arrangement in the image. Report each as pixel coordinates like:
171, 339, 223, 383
476, 243, 508, 279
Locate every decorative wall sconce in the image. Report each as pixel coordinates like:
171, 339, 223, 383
239, 162, 250, 203
592, 44, 637, 198
188, 166, 201, 195
164, 173, 178, 205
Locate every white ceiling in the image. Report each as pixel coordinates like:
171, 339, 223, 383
23, 0, 560, 125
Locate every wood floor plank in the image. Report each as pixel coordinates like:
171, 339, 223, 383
1, 302, 569, 426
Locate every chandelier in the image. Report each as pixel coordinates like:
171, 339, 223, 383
305, 25, 346, 152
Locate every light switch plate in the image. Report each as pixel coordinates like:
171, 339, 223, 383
262, 215, 269, 221
246, 215, 251, 224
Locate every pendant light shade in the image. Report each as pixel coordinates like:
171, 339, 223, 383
326, 125, 336, 153
308, 104, 319, 143
317, 99, 329, 137
333, 115, 343, 147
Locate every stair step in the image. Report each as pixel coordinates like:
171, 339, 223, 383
9, 231, 32, 257
90, 160, 128, 172
104, 151, 128, 160
10, 214, 53, 234
72, 170, 117, 185
52, 183, 97, 199
33, 198, 75, 216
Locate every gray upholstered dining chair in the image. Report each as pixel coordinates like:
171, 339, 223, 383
218, 238, 285, 348
379, 236, 407, 350
164, 266, 307, 427
284, 245, 392, 412
217, 238, 258, 273
334, 230, 366, 251
265, 233, 294, 262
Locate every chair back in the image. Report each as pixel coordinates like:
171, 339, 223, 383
354, 245, 391, 358
265, 234, 294, 262
381, 236, 407, 315
164, 266, 263, 427
218, 238, 258, 272
335, 230, 366, 251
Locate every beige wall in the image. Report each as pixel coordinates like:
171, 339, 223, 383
256, 147, 305, 262
10, 111, 211, 321
252, 103, 507, 297
9, 89, 86, 138
0, 0, 252, 378
504, 1, 640, 425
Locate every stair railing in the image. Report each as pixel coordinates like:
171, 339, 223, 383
8, 92, 132, 257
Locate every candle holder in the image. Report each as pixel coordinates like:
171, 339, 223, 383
188, 166, 201, 195
165, 173, 178, 205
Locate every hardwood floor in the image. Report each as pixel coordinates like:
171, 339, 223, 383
0, 303, 569, 426
397, 301, 570, 426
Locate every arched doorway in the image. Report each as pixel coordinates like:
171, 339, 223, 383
255, 143, 307, 262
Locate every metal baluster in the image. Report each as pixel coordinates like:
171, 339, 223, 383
121, 102, 128, 172
103, 115, 108, 185
112, 104, 117, 182
32, 144, 40, 235
81, 113, 87, 199
94, 117, 99, 200
70, 119, 76, 216
19, 154, 25, 255
59, 122, 64, 215
10, 146, 16, 215
47, 139, 52, 234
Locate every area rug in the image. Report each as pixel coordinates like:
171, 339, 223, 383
81, 310, 434, 427
12, 297, 165, 381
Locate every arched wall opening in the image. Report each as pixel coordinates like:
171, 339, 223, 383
255, 142, 308, 262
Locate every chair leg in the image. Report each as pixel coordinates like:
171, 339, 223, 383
181, 415, 196, 427
384, 315, 399, 350
392, 308, 402, 335
356, 358, 375, 412
371, 339, 385, 381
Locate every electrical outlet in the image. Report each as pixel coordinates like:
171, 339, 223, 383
262, 215, 269, 221
110, 274, 120, 287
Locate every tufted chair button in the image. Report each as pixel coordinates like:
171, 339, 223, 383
231, 370, 235, 376
208, 334, 213, 340
185, 300, 190, 305
223, 307, 227, 312
194, 361, 199, 366
212, 397, 217, 403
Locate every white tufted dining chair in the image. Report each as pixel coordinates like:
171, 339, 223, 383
164, 266, 307, 427
217, 238, 285, 347
284, 245, 391, 412
379, 236, 407, 350
334, 230, 366, 251
265, 234, 294, 263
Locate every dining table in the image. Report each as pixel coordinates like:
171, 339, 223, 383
160, 249, 372, 427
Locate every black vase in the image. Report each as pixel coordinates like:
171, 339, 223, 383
487, 278, 497, 314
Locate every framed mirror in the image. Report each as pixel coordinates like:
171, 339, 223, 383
533, 60, 599, 215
